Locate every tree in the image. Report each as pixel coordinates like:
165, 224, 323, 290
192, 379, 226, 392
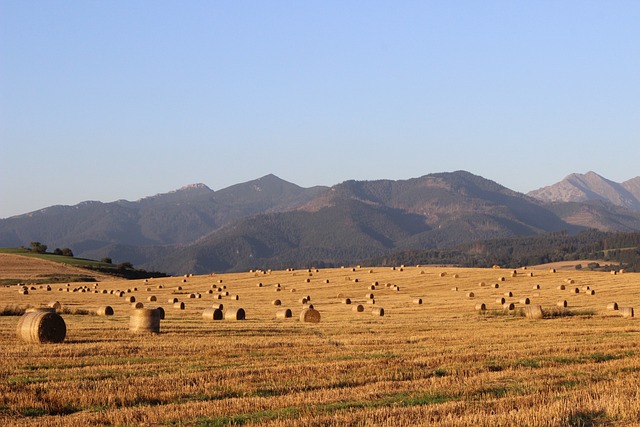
53, 248, 63, 255
117, 261, 134, 270
30, 242, 47, 253
61, 248, 74, 257
101, 257, 113, 264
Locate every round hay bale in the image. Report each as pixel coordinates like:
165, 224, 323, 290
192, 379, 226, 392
439, 272, 446, 277
467, 292, 475, 298
305, 278, 310, 283
97, 306, 114, 316
300, 308, 321, 323
533, 284, 540, 290
168, 297, 179, 303
573, 288, 580, 294
101, 289, 108, 294
352, 278, 359, 283
557, 285, 566, 290
276, 308, 292, 319
475, 303, 486, 311
342, 298, 352, 304
324, 279, 330, 284
155, 307, 165, 319
207, 289, 213, 294
189, 293, 196, 299
290, 288, 296, 293
18, 289, 28, 295
147, 295, 157, 302
215, 294, 223, 299
504, 291, 513, 297
211, 303, 223, 310
129, 308, 161, 333
393, 286, 400, 292
582, 286, 590, 291
621, 307, 634, 318
478, 282, 486, 287
48, 301, 61, 311
257, 283, 263, 287
503, 302, 515, 311
452, 274, 459, 278
451, 287, 458, 291
493, 283, 500, 288
272, 299, 282, 306
524, 305, 544, 319
519, 297, 530, 305
557, 300, 568, 308
611, 270, 617, 275
371, 307, 385, 316
367, 299, 376, 305
225, 307, 246, 320
132, 302, 144, 309
413, 298, 423, 304
173, 301, 185, 310
25, 307, 56, 313
126, 296, 136, 303
157, 285, 163, 289
498, 277, 506, 282
232, 295, 239, 300
607, 302, 619, 311
202, 308, 223, 321
369, 285, 376, 290
352, 304, 365, 312
588, 290, 596, 295
550, 268, 556, 273
299, 297, 308, 304
16, 311, 66, 343
365, 293, 374, 299
496, 297, 506, 304
176, 286, 183, 290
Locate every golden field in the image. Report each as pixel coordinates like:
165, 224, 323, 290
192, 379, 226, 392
1, 264, 639, 426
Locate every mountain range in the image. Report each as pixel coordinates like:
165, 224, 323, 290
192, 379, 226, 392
1, 171, 639, 274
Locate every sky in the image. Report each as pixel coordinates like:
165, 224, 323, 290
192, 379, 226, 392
1, 1, 639, 219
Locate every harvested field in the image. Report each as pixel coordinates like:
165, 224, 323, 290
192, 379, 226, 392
1, 265, 639, 426
0, 253, 116, 284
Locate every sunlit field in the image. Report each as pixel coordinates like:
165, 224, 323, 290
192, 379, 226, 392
1, 265, 639, 426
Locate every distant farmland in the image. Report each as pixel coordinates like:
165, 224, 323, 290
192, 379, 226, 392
1, 263, 639, 426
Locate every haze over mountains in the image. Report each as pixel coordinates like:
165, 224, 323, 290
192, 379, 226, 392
1, 171, 639, 274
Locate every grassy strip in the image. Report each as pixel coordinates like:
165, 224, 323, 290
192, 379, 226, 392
171, 391, 456, 426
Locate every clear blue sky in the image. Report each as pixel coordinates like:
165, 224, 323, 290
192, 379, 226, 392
1, 1, 639, 218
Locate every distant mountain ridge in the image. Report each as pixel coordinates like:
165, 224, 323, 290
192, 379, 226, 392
528, 171, 640, 211
0, 174, 327, 254
2, 171, 640, 274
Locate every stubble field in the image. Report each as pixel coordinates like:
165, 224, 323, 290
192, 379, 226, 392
1, 265, 639, 426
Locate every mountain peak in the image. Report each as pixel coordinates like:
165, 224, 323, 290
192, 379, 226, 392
178, 183, 212, 191
529, 172, 640, 210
